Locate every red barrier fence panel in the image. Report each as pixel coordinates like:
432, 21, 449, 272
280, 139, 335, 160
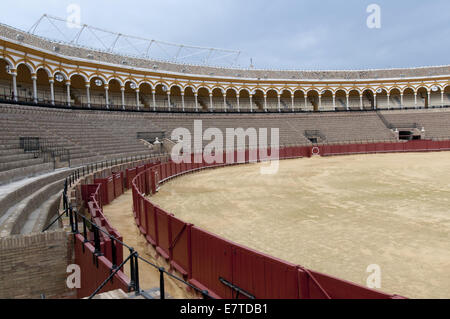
157, 165, 163, 183
170, 162, 176, 177
375, 143, 384, 153
169, 215, 191, 277
137, 165, 145, 175
138, 196, 147, 235
113, 172, 124, 199
144, 170, 152, 195
151, 169, 158, 194
94, 176, 114, 205
81, 184, 102, 208
75, 235, 129, 298
126, 168, 137, 189
189, 227, 233, 299
186, 161, 192, 172
155, 207, 171, 260
442, 140, 450, 150
166, 161, 173, 178
140, 173, 146, 194
232, 245, 299, 299
145, 200, 157, 246
298, 268, 394, 299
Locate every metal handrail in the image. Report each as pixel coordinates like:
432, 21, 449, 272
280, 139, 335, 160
2, 94, 450, 115
42, 153, 213, 300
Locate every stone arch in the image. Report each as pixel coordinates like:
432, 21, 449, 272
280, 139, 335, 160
416, 87, 429, 108
184, 86, 196, 110
225, 88, 237, 110
347, 89, 360, 110
361, 89, 375, 110
138, 82, 153, 109
444, 85, 450, 106
0, 56, 14, 68
197, 87, 210, 111
266, 89, 278, 111
306, 89, 319, 112
169, 85, 183, 109
0, 58, 13, 98
375, 88, 389, 109
15, 60, 35, 74
67, 74, 85, 106
429, 85, 442, 107
253, 89, 265, 111
293, 90, 305, 110
389, 88, 402, 108
16, 63, 34, 101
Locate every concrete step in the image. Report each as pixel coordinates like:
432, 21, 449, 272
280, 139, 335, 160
0, 153, 36, 163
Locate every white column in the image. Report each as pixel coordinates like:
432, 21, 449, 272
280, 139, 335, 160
441, 91, 444, 107
346, 93, 349, 110
387, 94, 390, 109
120, 87, 125, 110
31, 74, 38, 103
209, 93, 213, 112
167, 92, 171, 110
182, 93, 185, 112
105, 85, 109, 109
66, 81, 71, 106
264, 94, 267, 112
223, 94, 227, 112
359, 93, 363, 110
427, 91, 431, 108
152, 90, 156, 111
373, 93, 377, 110
249, 94, 253, 112
333, 93, 336, 110
237, 94, 240, 112
85, 83, 91, 108
49, 78, 55, 105
277, 95, 281, 112
400, 93, 404, 109
194, 93, 199, 112
414, 92, 417, 108
291, 95, 295, 112
136, 89, 140, 110
11, 71, 18, 102
318, 93, 322, 111
304, 95, 308, 110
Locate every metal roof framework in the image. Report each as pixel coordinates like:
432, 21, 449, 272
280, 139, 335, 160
28, 14, 243, 67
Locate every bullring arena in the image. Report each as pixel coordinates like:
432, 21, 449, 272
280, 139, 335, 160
0, 14, 449, 301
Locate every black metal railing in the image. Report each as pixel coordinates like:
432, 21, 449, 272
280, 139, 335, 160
42, 153, 213, 299
19, 136, 71, 168
2, 94, 450, 115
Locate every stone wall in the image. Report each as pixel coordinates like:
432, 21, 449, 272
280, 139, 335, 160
0, 230, 76, 299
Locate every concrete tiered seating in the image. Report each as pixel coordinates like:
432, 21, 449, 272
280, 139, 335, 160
381, 109, 450, 140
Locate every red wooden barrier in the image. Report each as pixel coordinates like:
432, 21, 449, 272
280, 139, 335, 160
138, 196, 146, 234
145, 200, 157, 246
74, 235, 129, 298
113, 172, 123, 199
169, 215, 191, 277
155, 207, 171, 260
189, 227, 234, 299
298, 268, 393, 299
126, 168, 137, 189
94, 176, 114, 205
232, 244, 299, 299
81, 184, 102, 208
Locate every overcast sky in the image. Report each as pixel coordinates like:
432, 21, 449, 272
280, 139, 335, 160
1, 0, 449, 70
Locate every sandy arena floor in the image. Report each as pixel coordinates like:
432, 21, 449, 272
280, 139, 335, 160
147, 152, 450, 299
102, 192, 197, 299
